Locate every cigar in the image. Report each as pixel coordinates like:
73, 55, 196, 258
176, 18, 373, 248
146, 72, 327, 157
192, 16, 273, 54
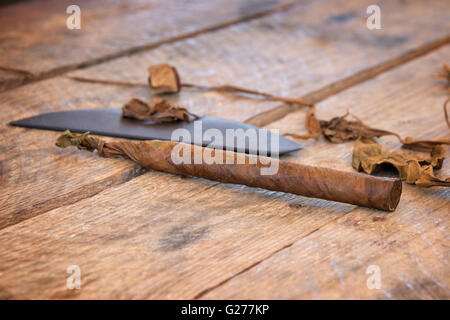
56, 131, 402, 211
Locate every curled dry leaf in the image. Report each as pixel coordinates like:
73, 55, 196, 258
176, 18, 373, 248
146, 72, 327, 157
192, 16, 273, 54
55, 130, 99, 151
284, 107, 449, 152
319, 111, 395, 143
284, 106, 321, 139
148, 63, 181, 94
284, 106, 395, 143
122, 98, 154, 120
352, 137, 449, 187
400, 136, 450, 152
122, 98, 198, 123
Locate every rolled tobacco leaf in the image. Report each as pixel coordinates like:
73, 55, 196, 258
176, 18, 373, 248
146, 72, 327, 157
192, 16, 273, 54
56, 130, 402, 211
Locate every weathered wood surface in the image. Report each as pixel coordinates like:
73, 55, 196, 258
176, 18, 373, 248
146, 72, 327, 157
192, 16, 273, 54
1, 0, 449, 230
0, 0, 294, 91
0, 0, 449, 299
0, 44, 448, 300
202, 46, 450, 299
0, 172, 355, 299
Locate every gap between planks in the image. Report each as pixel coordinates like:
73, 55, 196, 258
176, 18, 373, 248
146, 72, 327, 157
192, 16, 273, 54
0, 1, 296, 93
192, 208, 356, 299
2, 33, 448, 230
2, 13, 449, 299
245, 35, 450, 126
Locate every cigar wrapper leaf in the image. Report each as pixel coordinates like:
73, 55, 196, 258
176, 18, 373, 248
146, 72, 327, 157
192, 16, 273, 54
56, 131, 402, 211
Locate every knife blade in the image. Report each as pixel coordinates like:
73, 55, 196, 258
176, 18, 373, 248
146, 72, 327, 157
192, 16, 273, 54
9, 109, 302, 155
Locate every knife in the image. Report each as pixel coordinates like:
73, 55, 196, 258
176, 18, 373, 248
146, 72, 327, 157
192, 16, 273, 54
9, 109, 302, 155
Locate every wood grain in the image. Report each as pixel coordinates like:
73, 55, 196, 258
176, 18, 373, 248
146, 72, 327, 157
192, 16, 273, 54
0, 166, 356, 299
0, 46, 448, 299
0, 0, 297, 91
200, 46, 450, 299
0, 0, 449, 299
246, 35, 450, 127
202, 202, 449, 299
1, 0, 449, 230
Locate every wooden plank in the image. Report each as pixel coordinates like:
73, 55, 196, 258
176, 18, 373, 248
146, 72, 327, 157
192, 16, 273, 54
246, 35, 450, 127
0, 46, 448, 299
1, 0, 449, 230
202, 209, 449, 299
200, 46, 450, 299
0, 0, 294, 91
0, 167, 354, 299
66, 0, 450, 123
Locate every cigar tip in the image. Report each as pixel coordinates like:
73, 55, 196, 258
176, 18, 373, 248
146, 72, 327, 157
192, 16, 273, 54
387, 179, 402, 211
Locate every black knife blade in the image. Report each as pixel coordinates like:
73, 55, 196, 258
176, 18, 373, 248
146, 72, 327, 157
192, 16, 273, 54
9, 109, 302, 156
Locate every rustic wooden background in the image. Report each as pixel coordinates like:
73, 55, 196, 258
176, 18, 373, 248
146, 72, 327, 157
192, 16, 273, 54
0, 0, 448, 299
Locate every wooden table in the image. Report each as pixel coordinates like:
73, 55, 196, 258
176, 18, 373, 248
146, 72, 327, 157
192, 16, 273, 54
0, 0, 448, 299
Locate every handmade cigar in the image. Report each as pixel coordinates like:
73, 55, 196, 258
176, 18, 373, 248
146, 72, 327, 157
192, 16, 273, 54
56, 131, 402, 211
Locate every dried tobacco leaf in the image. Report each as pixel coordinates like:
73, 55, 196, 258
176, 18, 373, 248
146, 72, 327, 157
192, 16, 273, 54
352, 137, 449, 187
148, 63, 181, 94
400, 136, 450, 152
407, 163, 450, 187
151, 98, 199, 123
122, 98, 198, 123
284, 107, 396, 143
67, 64, 312, 107
285, 107, 450, 152
55, 130, 99, 151
320, 112, 396, 143
122, 98, 154, 120
284, 106, 321, 139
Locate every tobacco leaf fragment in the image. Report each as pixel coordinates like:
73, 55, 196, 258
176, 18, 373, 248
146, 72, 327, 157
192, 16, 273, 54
122, 98, 198, 123
284, 105, 321, 139
148, 63, 181, 94
400, 136, 450, 152
352, 137, 449, 187
122, 98, 154, 120
320, 112, 396, 143
407, 163, 450, 187
55, 130, 99, 151
284, 107, 396, 143
151, 98, 199, 123
285, 108, 449, 152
